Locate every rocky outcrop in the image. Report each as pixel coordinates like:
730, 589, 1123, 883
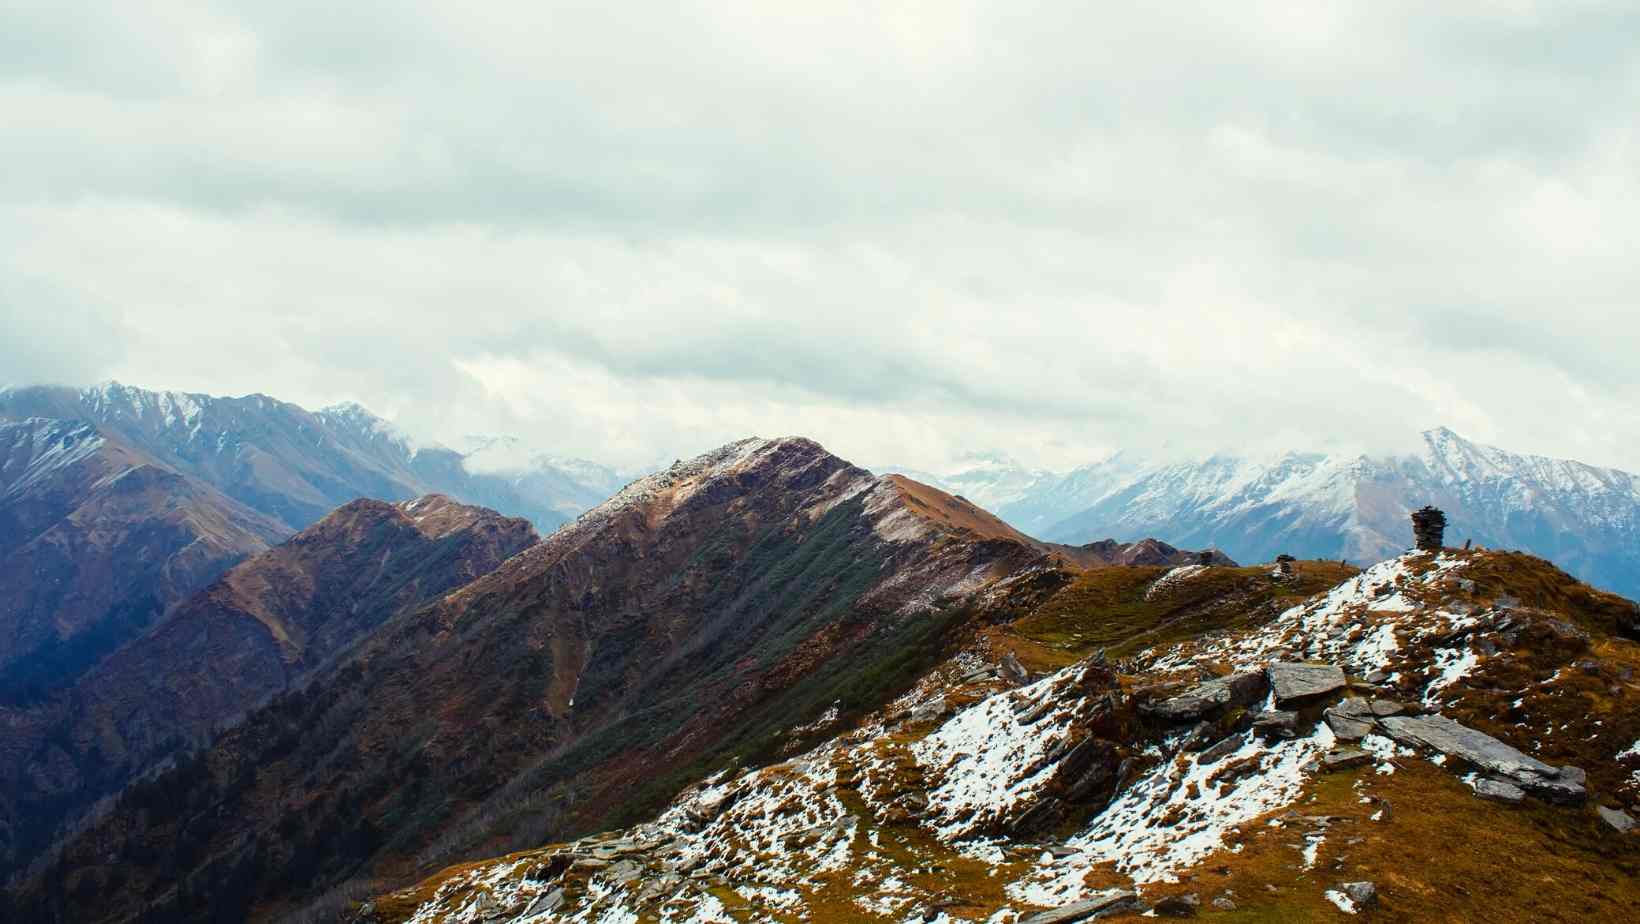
1268, 662, 1347, 706
1018, 890, 1140, 923
1140, 671, 1265, 722
1378, 715, 1586, 803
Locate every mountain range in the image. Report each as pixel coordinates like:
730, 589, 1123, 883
8, 434, 1636, 923
888, 427, 1640, 600
2, 383, 1638, 922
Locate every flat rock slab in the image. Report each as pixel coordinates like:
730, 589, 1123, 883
1252, 710, 1299, 739
1378, 714, 1585, 802
1268, 663, 1347, 706
1322, 748, 1374, 772
1018, 890, 1139, 923
1324, 711, 1374, 742
1142, 671, 1266, 722
1598, 805, 1637, 834
1473, 778, 1526, 804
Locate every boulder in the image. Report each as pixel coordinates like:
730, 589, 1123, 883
1211, 896, 1236, 911
1321, 748, 1373, 772
1342, 881, 1378, 908
1597, 805, 1636, 834
1018, 890, 1139, 923
1251, 710, 1300, 740
1369, 699, 1406, 717
1268, 663, 1347, 706
1153, 892, 1200, 917
1196, 733, 1244, 766
1378, 714, 1585, 803
1141, 671, 1266, 722
1324, 712, 1374, 742
1000, 653, 1030, 685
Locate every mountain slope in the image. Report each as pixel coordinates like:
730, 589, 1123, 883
352, 545, 1640, 924
987, 429, 1640, 599
0, 383, 620, 533
12, 437, 1221, 924
0, 417, 290, 701
0, 495, 536, 875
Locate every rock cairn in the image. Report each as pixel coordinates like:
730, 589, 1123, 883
1411, 506, 1446, 551
1275, 554, 1296, 578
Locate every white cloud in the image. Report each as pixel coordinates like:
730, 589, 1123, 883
3, 1, 1638, 472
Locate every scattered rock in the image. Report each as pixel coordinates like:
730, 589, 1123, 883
1597, 805, 1636, 834
1252, 710, 1300, 740
1268, 663, 1347, 706
1141, 671, 1266, 722
1153, 892, 1200, 917
1197, 733, 1244, 766
519, 889, 565, 917
1368, 699, 1405, 717
1321, 748, 1373, 772
1017, 889, 1139, 923
1342, 881, 1378, 908
1473, 778, 1526, 804
1015, 695, 1056, 726
1363, 669, 1391, 685
1000, 652, 1030, 685
909, 696, 950, 724
1211, 896, 1237, 911
1325, 712, 1374, 742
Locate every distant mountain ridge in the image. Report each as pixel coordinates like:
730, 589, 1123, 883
893, 429, 1640, 599
0, 382, 624, 533
0, 495, 535, 876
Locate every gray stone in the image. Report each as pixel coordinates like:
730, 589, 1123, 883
1597, 805, 1636, 834
1473, 778, 1526, 804
909, 696, 950, 723
1325, 712, 1374, 742
1321, 748, 1373, 772
1017, 890, 1140, 923
1251, 710, 1300, 739
519, 889, 565, 917
1342, 881, 1378, 908
1153, 892, 1199, 917
1268, 663, 1347, 706
1141, 671, 1266, 722
609, 859, 642, 884
1000, 652, 1030, 685
1211, 896, 1237, 911
1377, 714, 1585, 802
1369, 699, 1406, 717
1196, 733, 1244, 766
1329, 697, 1374, 718
1363, 669, 1391, 685
1016, 695, 1056, 726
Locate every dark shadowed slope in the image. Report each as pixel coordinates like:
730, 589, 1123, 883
0, 417, 289, 701
0, 495, 535, 880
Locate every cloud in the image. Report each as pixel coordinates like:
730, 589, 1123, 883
3, 1, 1638, 473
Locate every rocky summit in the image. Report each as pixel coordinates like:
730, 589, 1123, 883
342, 518, 1640, 921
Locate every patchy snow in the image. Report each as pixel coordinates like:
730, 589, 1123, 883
1145, 564, 1208, 601
912, 668, 1086, 838
1325, 890, 1359, 914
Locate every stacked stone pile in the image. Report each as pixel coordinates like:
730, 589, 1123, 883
1411, 506, 1446, 551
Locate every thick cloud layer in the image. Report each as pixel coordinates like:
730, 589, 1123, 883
5, 1, 1638, 471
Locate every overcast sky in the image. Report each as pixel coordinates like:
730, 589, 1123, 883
4, 1, 1638, 472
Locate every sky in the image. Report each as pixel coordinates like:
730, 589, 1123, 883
4, 1, 1639, 473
